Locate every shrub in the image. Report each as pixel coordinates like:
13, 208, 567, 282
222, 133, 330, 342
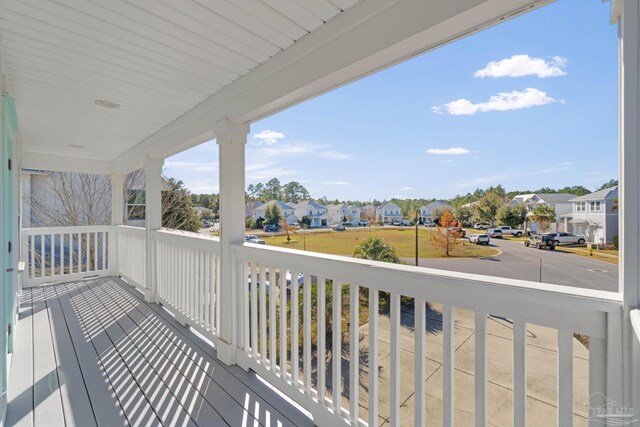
613, 234, 619, 249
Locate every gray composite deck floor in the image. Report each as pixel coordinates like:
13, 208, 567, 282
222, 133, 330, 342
6, 277, 314, 427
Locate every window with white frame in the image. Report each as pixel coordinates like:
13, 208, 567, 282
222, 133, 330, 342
576, 202, 586, 212
590, 201, 601, 212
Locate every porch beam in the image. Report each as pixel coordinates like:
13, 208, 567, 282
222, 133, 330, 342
22, 152, 113, 175
112, 0, 551, 172
144, 157, 163, 303
216, 119, 249, 366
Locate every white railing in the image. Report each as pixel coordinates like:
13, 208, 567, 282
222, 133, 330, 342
231, 243, 623, 427
153, 229, 221, 340
631, 309, 640, 419
115, 225, 147, 290
21, 226, 112, 287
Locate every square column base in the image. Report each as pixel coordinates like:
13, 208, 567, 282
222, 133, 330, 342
215, 338, 236, 366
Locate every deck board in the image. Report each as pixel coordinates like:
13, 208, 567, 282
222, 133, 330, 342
42, 285, 97, 427
6, 290, 34, 427
6, 277, 313, 427
31, 287, 66, 427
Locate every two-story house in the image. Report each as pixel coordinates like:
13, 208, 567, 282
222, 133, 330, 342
419, 201, 452, 224
569, 186, 618, 244
252, 200, 297, 224
375, 201, 402, 224
293, 200, 328, 227
326, 204, 362, 226
509, 193, 576, 233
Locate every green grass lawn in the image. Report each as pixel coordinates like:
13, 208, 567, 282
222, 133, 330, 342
262, 228, 498, 258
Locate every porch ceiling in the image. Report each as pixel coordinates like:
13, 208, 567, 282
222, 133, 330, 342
0, 0, 552, 173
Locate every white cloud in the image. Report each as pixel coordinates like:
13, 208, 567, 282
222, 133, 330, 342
399, 186, 414, 191
474, 55, 567, 79
425, 147, 470, 155
432, 88, 556, 116
251, 142, 352, 160
455, 165, 572, 189
253, 130, 285, 145
322, 181, 350, 186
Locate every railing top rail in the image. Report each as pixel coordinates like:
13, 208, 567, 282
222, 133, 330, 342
233, 243, 621, 338
153, 228, 220, 253
21, 225, 112, 234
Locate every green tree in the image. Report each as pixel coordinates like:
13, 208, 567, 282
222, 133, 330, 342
162, 178, 202, 232
597, 179, 618, 191
530, 205, 556, 233
474, 192, 505, 225
263, 178, 282, 201
454, 205, 473, 226
282, 181, 310, 204
496, 205, 527, 228
353, 237, 400, 263
300, 215, 311, 228
264, 204, 282, 225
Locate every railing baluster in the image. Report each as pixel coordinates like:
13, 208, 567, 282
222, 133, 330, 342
332, 279, 341, 414
260, 263, 267, 366
50, 233, 54, 276
291, 269, 300, 390
443, 305, 454, 427
390, 292, 400, 426
93, 232, 98, 271
415, 299, 426, 427
41, 234, 46, 277
60, 234, 65, 276
279, 266, 287, 380
270, 266, 277, 371
349, 284, 359, 424
303, 272, 312, 394
513, 320, 527, 427
475, 312, 487, 427
251, 263, 258, 359
29, 235, 34, 279
318, 275, 326, 406
368, 289, 379, 427
558, 330, 573, 427
242, 260, 249, 352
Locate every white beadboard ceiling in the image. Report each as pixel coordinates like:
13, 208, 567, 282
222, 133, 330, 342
0, 0, 360, 162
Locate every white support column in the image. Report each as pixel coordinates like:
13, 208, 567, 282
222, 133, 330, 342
619, 0, 640, 412
144, 158, 163, 303
109, 173, 124, 276
216, 119, 249, 366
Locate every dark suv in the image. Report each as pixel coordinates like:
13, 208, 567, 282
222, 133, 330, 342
263, 224, 280, 232
524, 234, 557, 250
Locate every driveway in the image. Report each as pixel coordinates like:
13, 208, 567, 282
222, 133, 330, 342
406, 238, 618, 292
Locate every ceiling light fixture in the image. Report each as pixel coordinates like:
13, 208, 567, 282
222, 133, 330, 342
94, 99, 120, 109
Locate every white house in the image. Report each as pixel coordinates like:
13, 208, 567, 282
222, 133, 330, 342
326, 204, 361, 226
569, 186, 618, 244
419, 201, 452, 224
245, 201, 263, 219
252, 200, 297, 224
510, 193, 576, 233
293, 200, 328, 227
376, 202, 402, 224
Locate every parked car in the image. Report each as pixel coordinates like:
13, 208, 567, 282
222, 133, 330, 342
332, 224, 346, 231
448, 227, 466, 238
524, 234, 558, 250
285, 272, 304, 291
488, 226, 524, 237
423, 221, 436, 227
468, 234, 490, 245
245, 235, 266, 244
488, 229, 503, 238
473, 223, 492, 230
391, 220, 402, 226
359, 219, 370, 226
289, 223, 301, 230
263, 224, 280, 232
546, 232, 586, 245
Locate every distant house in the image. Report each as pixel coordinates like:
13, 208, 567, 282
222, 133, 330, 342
375, 202, 402, 224
245, 201, 263, 218
326, 204, 361, 226
293, 200, 328, 227
252, 200, 297, 224
419, 201, 452, 224
510, 193, 576, 233
569, 186, 618, 244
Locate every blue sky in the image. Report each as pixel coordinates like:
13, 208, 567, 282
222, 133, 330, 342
165, 0, 618, 201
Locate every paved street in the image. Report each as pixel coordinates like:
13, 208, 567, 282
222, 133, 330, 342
407, 238, 618, 292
